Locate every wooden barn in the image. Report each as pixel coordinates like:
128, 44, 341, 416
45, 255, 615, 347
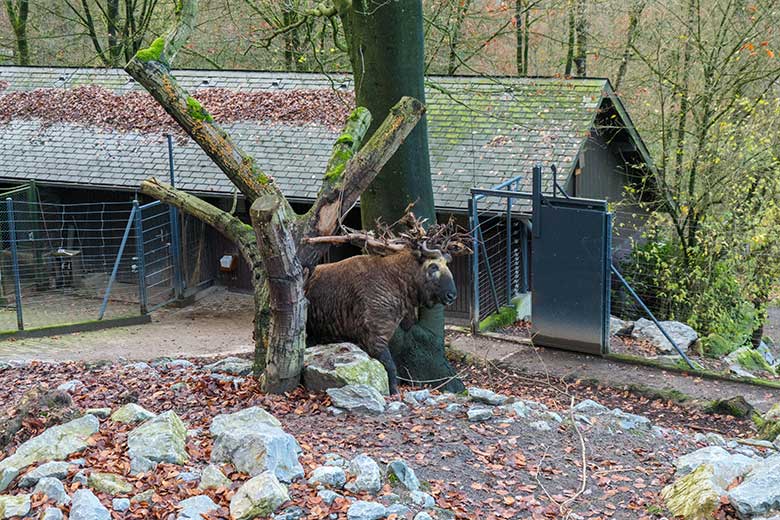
0, 66, 654, 321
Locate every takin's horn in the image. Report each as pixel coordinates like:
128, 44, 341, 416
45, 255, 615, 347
420, 240, 442, 258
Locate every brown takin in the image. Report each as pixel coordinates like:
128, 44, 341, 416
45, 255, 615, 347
305, 247, 457, 394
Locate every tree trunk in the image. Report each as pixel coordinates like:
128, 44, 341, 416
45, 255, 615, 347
107, 0, 122, 66
574, 0, 587, 77
447, 0, 472, 75
614, 0, 645, 91
565, 0, 575, 76
4, 0, 30, 65
342, 0, 464, 392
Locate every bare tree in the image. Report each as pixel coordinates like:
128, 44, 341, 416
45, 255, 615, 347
3, 0, 29, 64
613, 0, 645, 91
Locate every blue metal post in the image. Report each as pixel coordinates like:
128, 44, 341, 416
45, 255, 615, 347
469, 196, 480, 333
167, 134, 184, 299
532, 164, 542, 238
98, 204, 137, 320
505, 184, 513, 305
6, 198, 23, 331
520, 222, 529, 293
133, 200, 148, 314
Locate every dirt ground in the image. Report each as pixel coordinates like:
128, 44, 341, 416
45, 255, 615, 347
0, 287, 255, 362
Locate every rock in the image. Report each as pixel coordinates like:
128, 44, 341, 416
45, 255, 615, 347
88, 472, 133, 495
112, 498, 130, 512
386, 402, 409, 414
317, 489, 340, 505
128, 362, 153, 371
758, 403, 780, 441
0, 467, 18, 493
0, 494, 30, 518
33, 477, 70, 505
467, 407, 493, 422
274, 506, 306, 520
308, 466, 346, 488
404, 389, 431, 406
203, 356, 253, 376
729, 364, 757, 379
610, 316, 633, 336
229, 471, 289, 520
127, 411, 188, 473
177, 495, 219, 520
209, 373, 246, 385
661, 464, 721, 520
199, 464, 231, 490
131, 489, 154, 503
57, 380, 83, 392
346, 501, 387, 520
324, 454, 348, 468
725, 346, 776, 377
758, 341, 777, 367
327, 385, 386, 415
728, 455, 780, 517
468, 387, 508, 406
178, 471, 200, 483
0, 415, 99, 488
632, 317, 698, 354
386, 459, 420, 492
573, 399, 610, 416
70, 489, 110, 520
304, 343, 390, 395
415, 513, 434, 520
529, 420, 552, 432
410, 490, 436, 508
387, 503, 411, 516
73, 470, 88, 486
608, 409, 652, 432
327, 407, 345, 416
675, 446, 756, 490
346, 454, 381, 494
19, 461, 71, 487
445, 403, 464, 414
210, 407, 303, 483
42, 507, 63, 520
111, 403, 157, 424
163, 359, 195, 370
85, 408, 112, 419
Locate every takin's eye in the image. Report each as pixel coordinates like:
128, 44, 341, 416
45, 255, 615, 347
426, 263, 440, 278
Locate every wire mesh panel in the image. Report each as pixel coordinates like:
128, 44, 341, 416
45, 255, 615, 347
137, 201, 177, 312
0, 198, 141, 332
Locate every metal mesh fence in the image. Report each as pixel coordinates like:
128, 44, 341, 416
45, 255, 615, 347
0, 198, 142, 332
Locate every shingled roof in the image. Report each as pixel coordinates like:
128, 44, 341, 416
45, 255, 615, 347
0, 66, 651, 212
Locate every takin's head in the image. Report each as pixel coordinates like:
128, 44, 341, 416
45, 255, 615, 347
413, 244, 457, 308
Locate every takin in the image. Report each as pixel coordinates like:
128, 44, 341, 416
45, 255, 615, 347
305, 247, 457, 394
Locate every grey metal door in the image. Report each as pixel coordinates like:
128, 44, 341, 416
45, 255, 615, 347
531, 198, 610, 354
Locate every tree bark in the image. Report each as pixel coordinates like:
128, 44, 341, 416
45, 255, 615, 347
614, 0, 645, 91
342, 0, 464, 392
574, 0, 588, 77
565, 0, 575, 76
4, 0, 30, 65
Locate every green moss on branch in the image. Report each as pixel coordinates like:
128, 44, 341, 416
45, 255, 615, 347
186, 96, 213, 122
135, 37, 165, 63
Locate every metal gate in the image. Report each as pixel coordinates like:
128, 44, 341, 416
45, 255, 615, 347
136, 200, 183, 313
530, 179, 611, 354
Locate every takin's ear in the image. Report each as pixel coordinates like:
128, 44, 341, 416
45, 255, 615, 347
412, 248, 424, 262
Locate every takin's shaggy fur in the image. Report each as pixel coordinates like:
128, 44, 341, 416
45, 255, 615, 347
305, 249, 457, 394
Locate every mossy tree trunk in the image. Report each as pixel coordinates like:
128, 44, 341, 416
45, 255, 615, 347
340, 0, 464, 392
125, 0, 425, 394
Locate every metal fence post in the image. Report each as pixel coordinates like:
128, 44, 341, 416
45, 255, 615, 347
505, 184, 513, 305
98, 203, 137, 320
133, 200, 148, 314
167, 134, 185, 299
469, 196, 480, 333
532, 164, 542, 238
6, 198, 23, 331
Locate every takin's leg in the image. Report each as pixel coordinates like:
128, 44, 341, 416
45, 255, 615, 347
376, 346, 399, 395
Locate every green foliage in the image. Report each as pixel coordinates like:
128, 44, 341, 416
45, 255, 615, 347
134, 37, 165, 63
185, 96, 213, 122
478, 306, 517, 332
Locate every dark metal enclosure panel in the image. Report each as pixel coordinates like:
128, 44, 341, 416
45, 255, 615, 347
531, 202, 609, 354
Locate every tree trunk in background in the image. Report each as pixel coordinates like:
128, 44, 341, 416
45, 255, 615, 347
614, 0, 645, 91
574, 0, 587, 77
4, 0, 30, 65
447, 0, 472, 75
106, 0, 121, 66
342, 0, 464, 393
565, 0, 575, 76
515, 0, 525, 75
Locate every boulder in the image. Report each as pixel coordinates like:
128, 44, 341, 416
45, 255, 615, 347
468, 387, 508, 406
56, 380, 83, 393
177, 495, 219, 520
127, 411, 188, 473
198, 464, 231, 490
572, 399, 609, 416
34, 477, 70, 505
69, 489, 110, 520
728, 455, 780, 517
275, 506, 306, 520
0, 414, 99, 489
609, 316, 633, 337
410, 490, 436, 508
386, 402, 409, 414
415, 513, 434, 520
112, 498, 130, 512
305, 344, 390, 395
110, 403, 156, 424
0, 468, 18, 494
725, 346, 776, 377
19, 461, 71, 488
203, 356, 253, 376
675, 446, 756, 490
347, 501, 387, 520
632, 318, 698, 354
386, 459, 420, 492
85, 408, 112, 419
327, 385, 386, 415
705, 396, 754, 418
345, 454, 382, 494
758, 403, 780, 441
529, 420, 552, 431
317, 489, 341, 505
0, 494, 30, 518
229, 471, 289, 520
308, 466, 346, 489
404, 389, 431, 406
467, 407, 493, 422
661, 464, 721, 520
88, 472, 133, 495
42, 507, 63, 520
210, 407, 303, 483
